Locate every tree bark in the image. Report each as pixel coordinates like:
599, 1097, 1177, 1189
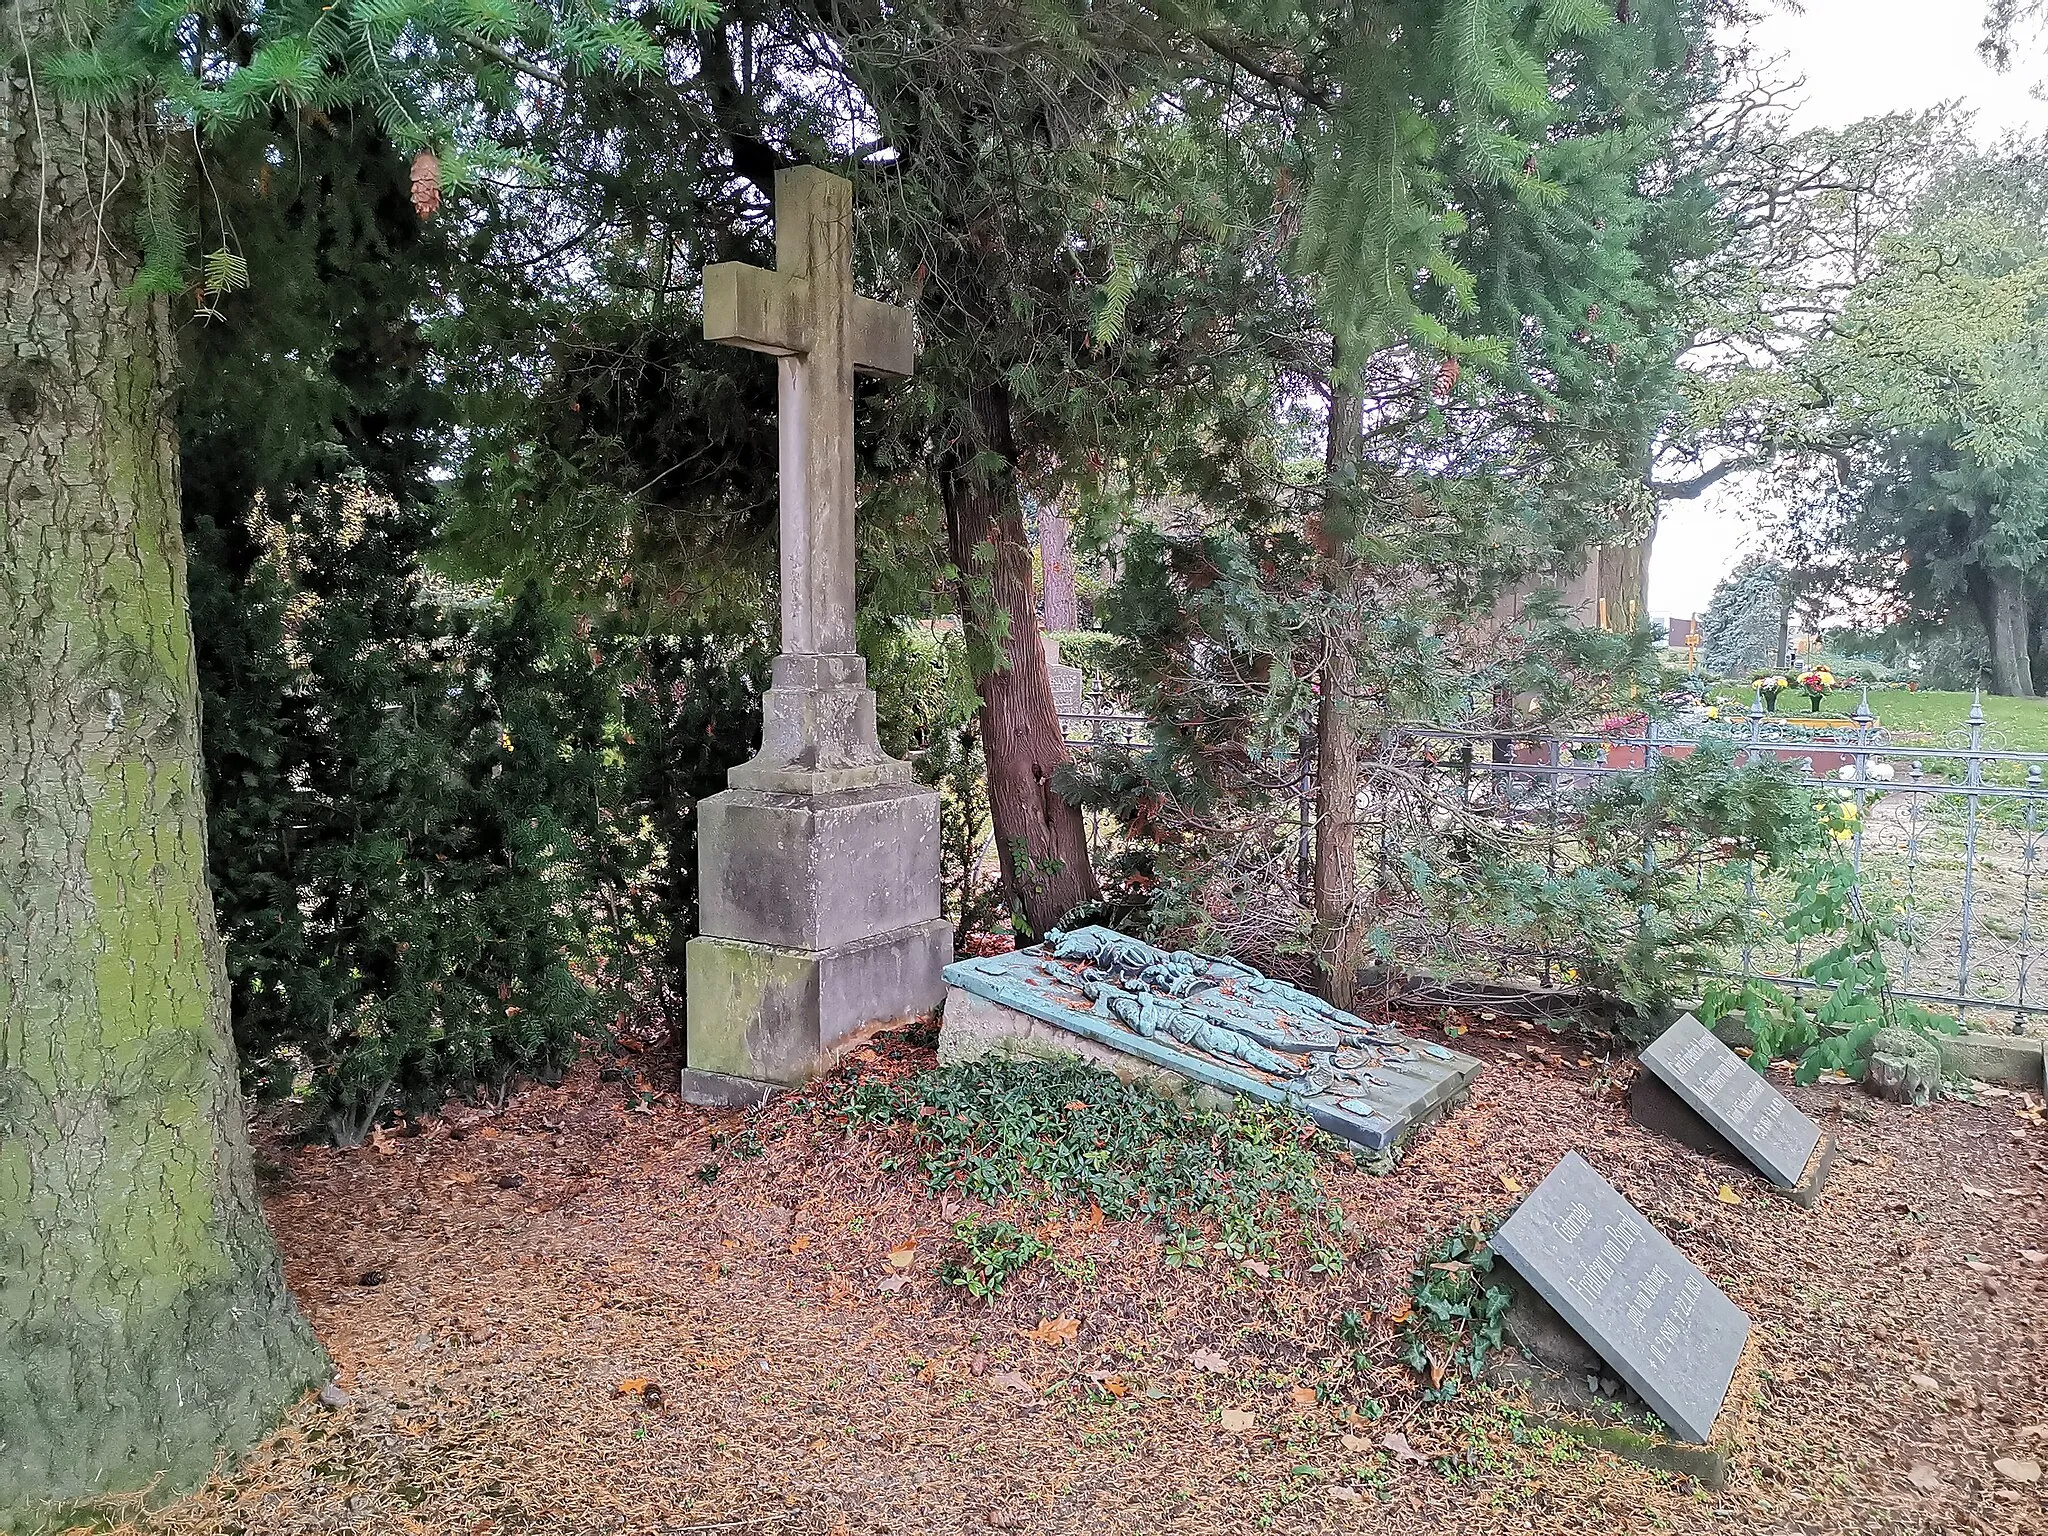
1, 20, 327, 1521
1037, 500, 1079, 632
1976, 566, 2036, 698
939, 383, 1099, 938
1594, 539, 1648, 632
1311, 376, 1365, 1010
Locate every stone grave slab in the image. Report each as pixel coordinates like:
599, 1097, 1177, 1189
1490, 1152, 1751, 1443
939, 926, 1481, 1153
1634, 1013, 1831, 1200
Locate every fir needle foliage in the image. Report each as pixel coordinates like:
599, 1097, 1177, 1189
33, 0, 704, 294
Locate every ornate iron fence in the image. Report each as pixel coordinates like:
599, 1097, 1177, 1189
1061, 694, 2048, 1029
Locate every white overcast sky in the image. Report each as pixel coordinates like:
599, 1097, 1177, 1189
1647, 0, 2048, 619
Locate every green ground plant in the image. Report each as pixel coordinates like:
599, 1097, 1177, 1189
939, 1217, 1050, 1298
1408, 743, 1822, 1027
1392, 1221, 1513, 1404
838, 1057, 1347, 1266
1699, 839, 1957, 1083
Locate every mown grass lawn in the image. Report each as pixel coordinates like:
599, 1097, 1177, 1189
1705, 683, 2048, 750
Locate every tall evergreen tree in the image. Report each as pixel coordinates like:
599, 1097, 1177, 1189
1065, 0, 1714, 990
1, 8, 333, 1514
4, 0, 674, 1516
1699, 555, 1791, 675
1816, 144, 2048, 695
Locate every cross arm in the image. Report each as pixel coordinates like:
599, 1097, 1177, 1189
704, 261, 809, 355
852, 296, 915, 378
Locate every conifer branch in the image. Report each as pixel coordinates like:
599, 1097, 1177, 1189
455, 30, 569, 90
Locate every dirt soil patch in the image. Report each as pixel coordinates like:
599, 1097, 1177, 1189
130, 1020, 2048, 1536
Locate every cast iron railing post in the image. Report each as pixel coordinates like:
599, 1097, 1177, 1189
1956, 689, 1986, 1020
2018, 762, 2041, 1029
1902, 758, 1924, 993
1740, 695, 1767, 983
1850, 688, 1873, 881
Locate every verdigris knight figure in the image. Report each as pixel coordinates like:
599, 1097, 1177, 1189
944, 925, 1483, 1155
1042, 927, 1444, 1099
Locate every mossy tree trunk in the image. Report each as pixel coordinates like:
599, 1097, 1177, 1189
1975, 565, 2036, 698
1, 14, 327, 1525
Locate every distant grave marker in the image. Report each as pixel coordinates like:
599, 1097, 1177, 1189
1491, 1152, 1751, 1443
1633, 1013, 1832, 1202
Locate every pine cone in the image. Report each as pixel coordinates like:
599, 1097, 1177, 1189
411, 151, 442, 220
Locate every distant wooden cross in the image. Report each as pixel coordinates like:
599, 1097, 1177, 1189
703, 166, 914, 660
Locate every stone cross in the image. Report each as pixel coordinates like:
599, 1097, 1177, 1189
685, 167, 948, 1105
703, 166, 914, 660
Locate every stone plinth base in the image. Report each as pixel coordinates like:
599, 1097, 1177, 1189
1937, 1031, 2046, 1088
725, 653, 907, 795
698, 779, 943, 952
686, 921, 952, 1086
678, 1068, 781, 1109
688, 751, 948, 1094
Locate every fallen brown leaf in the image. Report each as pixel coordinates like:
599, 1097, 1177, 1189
1218, 1407, 1257, 1433
1993, 1456, 2042, 1485
1189, 1349, 1232, 1375
1382, 1431, 1428, 1465
1022, 1316, 1080, 1347
1906, 1461, 1942, 1492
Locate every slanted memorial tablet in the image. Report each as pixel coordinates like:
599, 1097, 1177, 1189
1491, 1152, 1751, 1443
1637, 1013, 1827, 1192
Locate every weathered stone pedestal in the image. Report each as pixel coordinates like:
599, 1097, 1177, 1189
682, 657, 949, 1104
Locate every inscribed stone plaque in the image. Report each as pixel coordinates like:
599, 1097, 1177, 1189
1640, 1013, 1822, 1188
940, 926, 1480, 1152
1491, 1152, 1751, 1443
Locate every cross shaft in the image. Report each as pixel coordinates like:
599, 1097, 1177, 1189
703, 166, 913, 659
